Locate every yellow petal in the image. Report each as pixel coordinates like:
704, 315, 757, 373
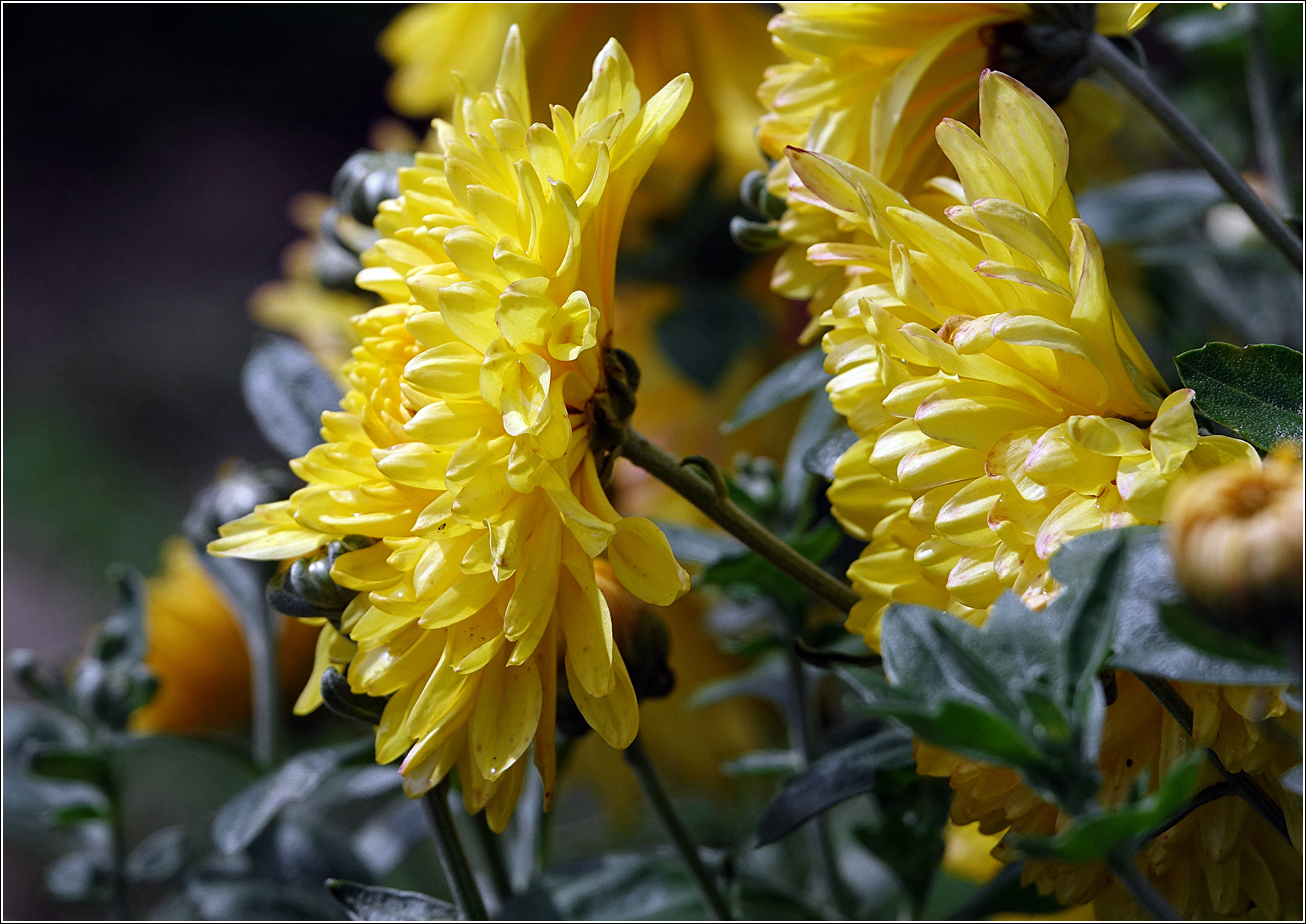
565, 649, 638, 750
607, 517, 690, 606
470, 654, 541, 782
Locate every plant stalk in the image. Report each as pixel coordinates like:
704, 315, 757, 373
785, 651, 855, 916
422, 780, 490, 921
1134, 673, 1291, 844
1105, 850, 1182, 921
625, 735, 733, 920
248, 602, 282, 771
1088, 32, 1302, 272
1244, 5, 1289, 212
620, 429, 861, 614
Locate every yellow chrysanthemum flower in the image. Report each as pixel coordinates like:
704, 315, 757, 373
132, 537, 319, 734
209, 30, 693, 830
380, 2, 777, 209
758, 3, 1145, 329
793, 70, 1301, 917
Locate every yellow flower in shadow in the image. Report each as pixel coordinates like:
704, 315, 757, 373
131, 537, 319, 734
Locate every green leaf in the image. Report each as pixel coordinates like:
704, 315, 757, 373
1174, 342, 1303, 451
700, 521, 842, 614
50, 802, 107, 827
723, 347, 830, 433
851, 770, 952, 909
242, 335, 345, 459
212, 738, 371, 855
803, 428, 859, 481
1158, 601, 1291, 669
1095, 527, 1295, 685
125, 825, 186, 883
688, 654, 792, 712
721, 749, 803, 778
28, 747, 110, 789
781, 389, 841, 522
755, 727, 914, 845
327, 880, 456, 922
544, 851, 709, 920
1011, 753, 1202, 862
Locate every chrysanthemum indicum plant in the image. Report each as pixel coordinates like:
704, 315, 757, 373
211, 29, 692, 828
13, 6, 1301, 923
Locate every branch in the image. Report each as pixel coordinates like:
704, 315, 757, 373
1105, 850, 1182, 921
1088, 32, 1303, 273
620, 429, 861, 614
1134, 673, 1292, 844
422, 781, 490, 921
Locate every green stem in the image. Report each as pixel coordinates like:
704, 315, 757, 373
1134, 673, 1291, 844
102, 744, 129, 920
620, 429, 861, 614
422, 780, 490, 921
471, 811, 514, 907
785, 652, 854, 916
248, 602, 282, 772
1088, 32, 1302, 272
1244, 5, 1289, 212
1105, 850, 1181, 921
625, 735, 733, 921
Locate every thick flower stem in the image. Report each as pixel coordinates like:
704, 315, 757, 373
625, 735, 734, 921
1134, 673, 1291, 844
1088, 32, 1303, 273
422, 780, 490, 921
1105, 850, 1181, 921
620, 429, 861, 614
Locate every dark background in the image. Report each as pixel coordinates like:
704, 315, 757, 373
3, 8, 404, 912
4, 4, 408, 657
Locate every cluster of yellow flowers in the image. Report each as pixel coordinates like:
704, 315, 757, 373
180, 2, 1298, 916
212, 30, 693, 829
759, 4, 1299, 918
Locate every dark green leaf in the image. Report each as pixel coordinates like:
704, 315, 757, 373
700, 521, 841, 614
1100, 527, 1295, 684
544, 851, 708, 920
101, 563, 148, 664
781, 389, 841, 521
212, 738, 371, 855
852, 771, 952, 909
186, 880, 345, 920
327, 880, 456, 921
723, 347, 829, 433
50, 803, 106, 827
1174, 342, 1303, 451
803, 427, 859, 481
29, 747, 110, 789
243, 335, 345, 459
1158, 601, 1291, 668
756, 727, 914, 845
126, 825, 186, 883
1011, 753, 1202, 862
733, 881, 823, 920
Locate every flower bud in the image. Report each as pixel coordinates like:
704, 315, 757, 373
266, 535, 373, 626
1166, 446, 1304, 647
183, 461, 300, 548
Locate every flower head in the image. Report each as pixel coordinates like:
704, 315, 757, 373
797, 69, 1300, 917
380, 3, 777, 206
758, 3, 1140, 327
211, 30, 692, 829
